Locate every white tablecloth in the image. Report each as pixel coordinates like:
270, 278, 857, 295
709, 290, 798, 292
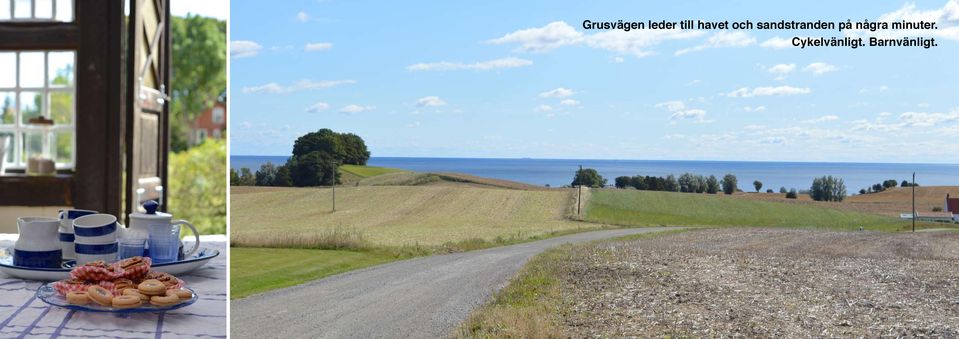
0, 235, 227, 338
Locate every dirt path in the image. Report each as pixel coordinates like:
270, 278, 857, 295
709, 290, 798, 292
230, 227, 678, 338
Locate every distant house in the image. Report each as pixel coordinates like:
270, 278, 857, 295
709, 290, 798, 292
946, 194, 959, 222
914, 211, 956, 223
191, 101, 227, 145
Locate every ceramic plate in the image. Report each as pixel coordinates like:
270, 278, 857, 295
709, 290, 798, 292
0, 247, 219, 281
37, 283, 197, 313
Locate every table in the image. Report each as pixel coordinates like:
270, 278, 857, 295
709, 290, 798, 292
0, 235, 227, 338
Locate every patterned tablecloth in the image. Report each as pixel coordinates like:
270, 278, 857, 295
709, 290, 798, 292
0, 235, 227, 338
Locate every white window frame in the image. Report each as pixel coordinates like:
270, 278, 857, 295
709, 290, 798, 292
212, 106, 224, 124
196, 128, 207, 142
0, 0, 73, 22
212, 128, 221, 138
0, 50, 77, 170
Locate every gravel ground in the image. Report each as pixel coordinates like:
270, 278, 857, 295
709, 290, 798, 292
561, 228, 959, 337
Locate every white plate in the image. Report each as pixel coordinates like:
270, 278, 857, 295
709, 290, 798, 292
0, 247, 219, 281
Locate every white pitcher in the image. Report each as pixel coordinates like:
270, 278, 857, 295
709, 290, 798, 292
129, 200, 200, 259
14, 217, 62, 268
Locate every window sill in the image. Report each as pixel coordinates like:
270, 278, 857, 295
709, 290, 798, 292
0, 173, 73, 206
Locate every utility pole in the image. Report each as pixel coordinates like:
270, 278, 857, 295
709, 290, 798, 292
912, 172, 916, 232
577, 165, 582, 215
332, 165, 336, 213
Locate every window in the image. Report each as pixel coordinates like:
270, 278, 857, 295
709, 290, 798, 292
212, 128, 221, 138
212, 106, 224, 124
0, 0, 73, 22
0, 50, 75, 170
196, 128, 207, 142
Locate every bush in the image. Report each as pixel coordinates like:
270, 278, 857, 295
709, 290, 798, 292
614, 176, 631, 189
753, 180, 763, 192
766, 189, 773, 193
786, 189, 798, 199
168, 139, 226, 235
933, 206, 943, 212
706, 175, 720, 194
721, 174, 738, 195
779, 187, 787, 194
810, 175, 847, 202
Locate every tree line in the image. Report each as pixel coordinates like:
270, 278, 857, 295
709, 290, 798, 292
857, 179, 919, 195
577, 168, 852, 202
231, 129, 370, 187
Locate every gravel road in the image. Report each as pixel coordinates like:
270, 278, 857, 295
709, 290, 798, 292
230, 227, 678, 338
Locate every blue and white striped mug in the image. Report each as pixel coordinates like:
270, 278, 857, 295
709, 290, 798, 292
72, 214, 119, 264
57, 209, 97, 260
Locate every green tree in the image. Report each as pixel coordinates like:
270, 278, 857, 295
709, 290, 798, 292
706, 175, 720, 194
614, 176, 631, 188
274, 164, 293, 187
170, 15, 227, 152
721, 174, 738, 195
339, 133, 371, 165
230, 168, 239, 186
571, 168, 606, 188
255, 162, 277, 186
753, 180, 763, 192
810, 175, 846, 202
786, 188, 798, 199
238, 168, 255, 186
167, 139, 226, 234
291, 151, 340, 186
779, 186, 787, 193
665, 174, 678, 192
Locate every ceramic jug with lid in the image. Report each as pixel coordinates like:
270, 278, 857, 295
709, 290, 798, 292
128, 201, 201, 259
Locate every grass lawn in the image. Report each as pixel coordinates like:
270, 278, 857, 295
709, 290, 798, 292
231, 186, 592, 248
585, 189, 921, 231
230, 247, 399, 299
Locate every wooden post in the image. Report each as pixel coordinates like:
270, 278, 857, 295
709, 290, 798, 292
912, 172, 916, 232
332, 165, 336, 213
577, 165, 582, 215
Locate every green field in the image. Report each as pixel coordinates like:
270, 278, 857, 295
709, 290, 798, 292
585, 189, 914, 231
231, 185, 592, 248
230, 247, 398, 299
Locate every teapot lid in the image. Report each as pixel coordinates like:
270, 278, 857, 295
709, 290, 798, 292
130, 200, 170, 219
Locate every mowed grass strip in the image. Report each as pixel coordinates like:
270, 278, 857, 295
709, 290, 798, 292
585, 189, 916, 231
230, 186, 591, 247
339, 164, 404, 178
230, 247, 397, 299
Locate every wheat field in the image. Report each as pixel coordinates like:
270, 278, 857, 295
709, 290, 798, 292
230, 185, 594, 247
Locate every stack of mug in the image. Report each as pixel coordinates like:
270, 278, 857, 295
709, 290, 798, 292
71, 213, 120, 264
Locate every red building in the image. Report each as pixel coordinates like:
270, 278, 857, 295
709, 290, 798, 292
191, 101, 227, 145
946, 194, 959, 221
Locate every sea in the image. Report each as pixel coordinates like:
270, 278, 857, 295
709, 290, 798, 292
231, 156, 959, 192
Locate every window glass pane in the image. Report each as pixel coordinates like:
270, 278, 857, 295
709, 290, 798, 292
0, 53, 14, 88
19, 91, 41, 124
21, 131, 42, 162
35, 0, 51, 19
54, 130, 71, 164
48, 52, 74, 87
0, 0, 10, 20
0, 92, 14, 125
12, 0, 28, 18
49, 91, 72, 125
0, 132, 13, 165
19, 52, 44, 88
54, 0, 70, 21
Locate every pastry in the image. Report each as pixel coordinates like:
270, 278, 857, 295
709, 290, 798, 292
111, 295, 142, 309
65, 291, 90, 305
137, 279, 167, 296
87, 285, 113, 307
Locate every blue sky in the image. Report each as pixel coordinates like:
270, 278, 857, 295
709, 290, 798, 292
230, 0, 959, 163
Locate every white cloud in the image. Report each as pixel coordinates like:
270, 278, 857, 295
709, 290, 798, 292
406, 121, 421, 128
802, 62, 838, 75
675, 31, 756, 55
560, 99, 580, 106
802, 115, 839, 124
304, 42, 333, 52
609, 56, 625, 63
487, 21, 583, 52
416, 96, 447, 107
848, 0, 959, 41
760, 36, 793, 49
305, 102, 329, 112
879, 85, 889, 92
744, 106, 767, 112
406, 57, 533, 71
296, 11, 309, 22
340, 104, 375, 114
534, 104, 554, 113
687, 79, 702, 86
242, 79, 356, 94
488, 21, 705, 58
657, 101, 709, 123
725, 86, 811, 98
539, 87, 575, 98
899, 111, 959, 127
231, 40, 262, 58
767, 63, 796, 75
